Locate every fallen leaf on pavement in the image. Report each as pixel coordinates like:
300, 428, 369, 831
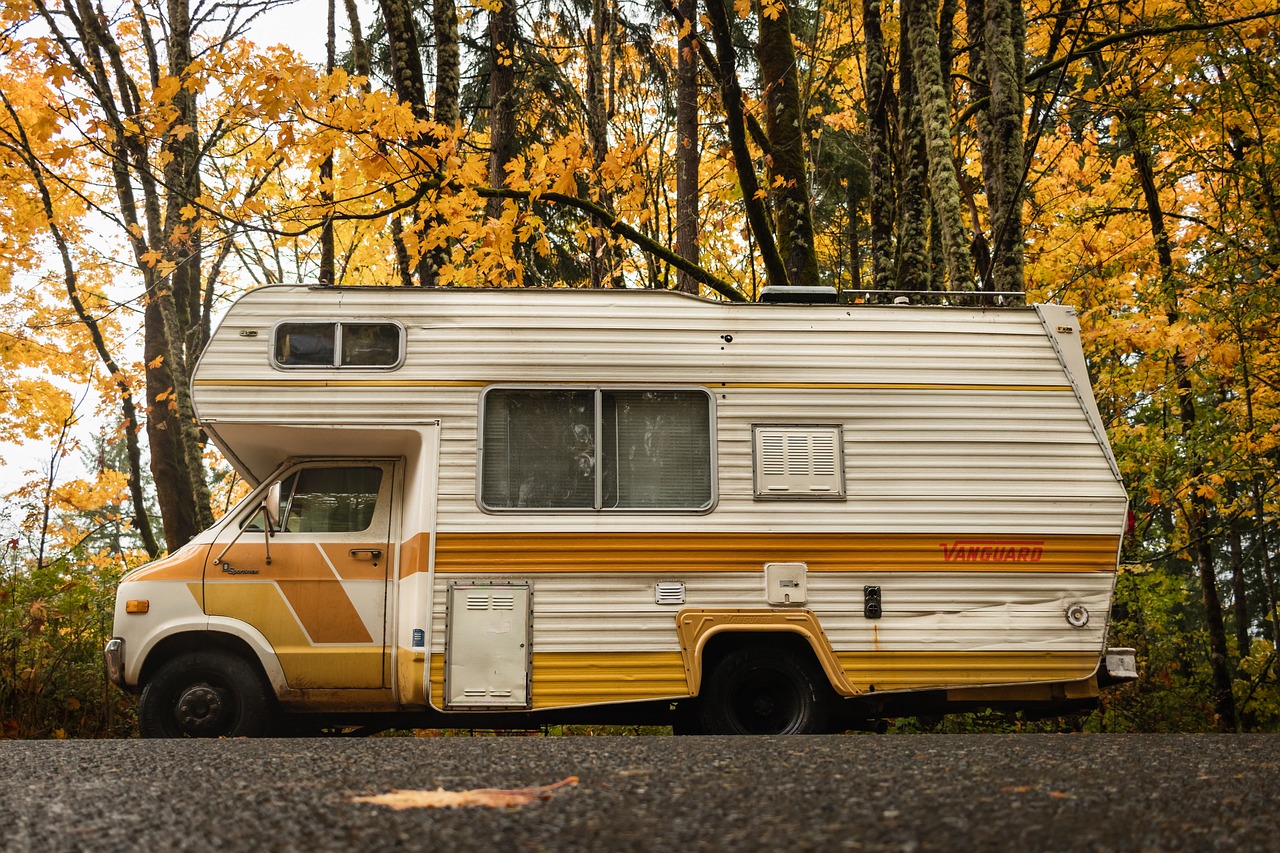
351, 776, 579, 810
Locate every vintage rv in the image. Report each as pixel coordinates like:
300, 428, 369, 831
104, 285, 1136, 736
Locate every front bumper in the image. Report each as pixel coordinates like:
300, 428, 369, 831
103, 638, 126, 689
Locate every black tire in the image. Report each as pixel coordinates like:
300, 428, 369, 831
138, 650, 272, 738
697, 642, 833, 735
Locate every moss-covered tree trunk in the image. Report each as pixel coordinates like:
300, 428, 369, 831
895, 9, 930, 291
433, 0, 460, 128
861, 0, 895, 292
980, 0, 1026, 293
904, 0, 973, 289
755, 0, 819, 286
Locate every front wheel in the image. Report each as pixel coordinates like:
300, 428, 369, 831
138, 650, 272, 738
697, 643, 834, 735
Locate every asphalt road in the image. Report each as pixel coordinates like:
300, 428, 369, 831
1, 734, 1277, 852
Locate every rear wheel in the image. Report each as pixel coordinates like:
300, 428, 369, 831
697, 642, 833, 735
139, 650, 272, 738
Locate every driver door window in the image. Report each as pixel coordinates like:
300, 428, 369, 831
277, 467, 383, 533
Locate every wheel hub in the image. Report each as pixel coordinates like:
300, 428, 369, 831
751, 693, 778, 717
176, 683, 230, 736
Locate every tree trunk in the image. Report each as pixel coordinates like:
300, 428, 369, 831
433, 0, 460, 127
1127, 111, 1237, 732
966, 0, 997, 289
1227, 490, 1250, 661
343, 0, 372, 81
702, 0, 789, 290
755, 0, 819, 286
378, 0, 436, 286
485, 0, 517, 226
845, 158, 865, 290
1237, 330, 1280, 656
319, 0, 336, 285
2, 94, 161, 557
1252, 482, 1280, 655
586, 0, 618, 287
895, 9, 930, 291
861, 0, 895, 292
345, 0, 416, 289
675, 0, 700, 294
151, 0, 213, 546
981, 0, 1026, 293
905, 0, 973, 289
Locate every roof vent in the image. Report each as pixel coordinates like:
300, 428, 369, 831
759, 286, 838, 304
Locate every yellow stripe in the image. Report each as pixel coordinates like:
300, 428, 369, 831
430, 532, 1121, 575
396, 647, 428, 705
193, 379, 486, 387
428, 650, 1099, 710
714, 382, 1073, 392
837, 650, 1100, 691
194, 378, 1072, 392
429, 652, 688, 710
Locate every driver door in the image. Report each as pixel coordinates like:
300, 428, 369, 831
205, 460, 395, 689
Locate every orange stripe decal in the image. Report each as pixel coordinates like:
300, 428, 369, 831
414, 532, 1120, 575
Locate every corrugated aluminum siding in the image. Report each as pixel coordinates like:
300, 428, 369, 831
193, 286, 1126, 536
429, 571, 1113, 654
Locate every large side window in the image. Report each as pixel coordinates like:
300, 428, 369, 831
278, 466, 384, 532
274, 321, 403, 369
482, 389, 713, 511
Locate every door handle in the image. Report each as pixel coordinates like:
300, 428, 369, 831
349, 549, 382, 560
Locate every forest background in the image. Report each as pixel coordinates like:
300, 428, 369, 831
1, 0, 1278, 737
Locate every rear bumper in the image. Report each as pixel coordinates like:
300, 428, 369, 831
103, 638, 126, 689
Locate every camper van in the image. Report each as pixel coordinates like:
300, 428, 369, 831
104, 285, 1136, 736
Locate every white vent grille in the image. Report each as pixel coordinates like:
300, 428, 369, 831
654, 581, 686, 605
753, 425, 845, 499
465, 593, 517, 611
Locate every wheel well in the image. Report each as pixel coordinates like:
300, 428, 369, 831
140, 632, 271, 692
698, 630, 826, 690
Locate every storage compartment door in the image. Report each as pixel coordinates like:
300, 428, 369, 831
444, 582, 531, 709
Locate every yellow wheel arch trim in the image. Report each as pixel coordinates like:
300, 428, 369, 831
676, 609, 860, 698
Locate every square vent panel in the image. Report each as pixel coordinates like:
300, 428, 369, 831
752, 425, 846, 499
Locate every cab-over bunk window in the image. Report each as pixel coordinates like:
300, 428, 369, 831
273, 321, 403, 369
481, 389, 713, 511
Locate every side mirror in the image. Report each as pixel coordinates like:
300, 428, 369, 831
264, 481, 282, 531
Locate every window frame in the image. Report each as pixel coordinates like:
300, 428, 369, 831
233, 459, 397, 537
270, 319, 406, 371
477, 385, 718, 515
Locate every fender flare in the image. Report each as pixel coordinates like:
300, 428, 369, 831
675, 609, 859, 697
130, 617, 289, 695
